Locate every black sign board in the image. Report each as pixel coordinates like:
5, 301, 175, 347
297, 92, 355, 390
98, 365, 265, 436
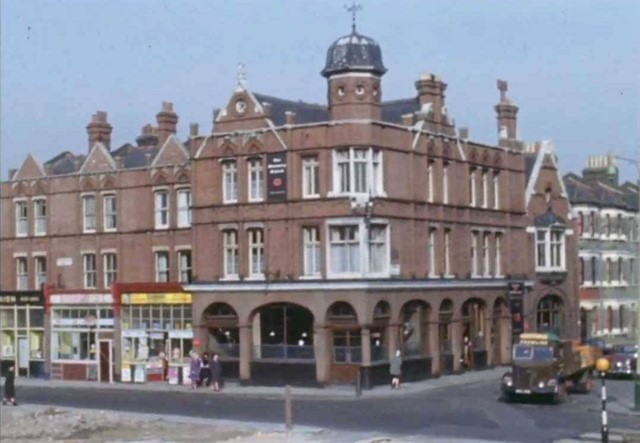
266, 152, 287, 202
507, 282, 525, 336
0, 291, 45, 306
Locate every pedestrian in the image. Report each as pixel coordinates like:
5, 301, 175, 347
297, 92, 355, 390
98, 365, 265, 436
189, 351, 201, 389
2, 365, 17, 406
199, 352, 211, 387
390, 350, 402, 389
210, 353, 222, 392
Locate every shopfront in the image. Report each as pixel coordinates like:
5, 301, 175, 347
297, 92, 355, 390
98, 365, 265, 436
48, 292, 115, 382
0, 291, 45, 378
119, 292, 193, 384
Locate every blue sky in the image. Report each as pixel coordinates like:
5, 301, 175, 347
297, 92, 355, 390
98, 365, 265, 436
1, 0, 638, 181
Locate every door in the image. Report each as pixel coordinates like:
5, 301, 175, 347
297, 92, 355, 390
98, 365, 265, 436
18, 337, 29, 377
99, 340, 112, 383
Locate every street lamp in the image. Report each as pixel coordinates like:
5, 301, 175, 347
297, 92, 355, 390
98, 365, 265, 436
596, 357, 611, 443
613, 153, 640, 411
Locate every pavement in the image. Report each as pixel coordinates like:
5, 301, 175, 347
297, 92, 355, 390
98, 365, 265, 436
13, 366, 511, 399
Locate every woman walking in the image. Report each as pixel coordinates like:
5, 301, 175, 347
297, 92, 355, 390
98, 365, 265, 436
2, 365, 17, 406
210, 353, 222, 392
390, 350, 402, 389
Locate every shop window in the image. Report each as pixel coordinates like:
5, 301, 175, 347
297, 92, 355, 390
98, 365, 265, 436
16, 257, 28, 290
154, 191, 169, 229
29, 308, 44, 328
401, 300, 429, 358
176, 189, 191, 228
248, 158, 264, 202
52, 331, 92, 360
103, 253, 117, 288
302, 156, 319, 199
302, 227, 321, 277
83, 253, 97, 289
103, 194, 117, 231
34, 256, 47, 288
33, 199, 46, 235
222, 160, 238, 203
82, 195, 96, 232
155, 251, 169, 283
178, 250, 192, 283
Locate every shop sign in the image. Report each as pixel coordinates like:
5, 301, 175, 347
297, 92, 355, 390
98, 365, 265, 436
121, 366, 132, 383
507, 281, 525, 336
266, 151, 287, 202
168, 366, 179, 385
121, 293, 192, 305
56, 257, 73, 267
52, 318, 114, 327
50, 293, 113, 305
168, 330, 193, 339
134, 365, 146, 383
122, 329, 148, 338
0, 292, 44, 306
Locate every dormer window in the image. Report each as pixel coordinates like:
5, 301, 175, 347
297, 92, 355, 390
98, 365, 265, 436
535, 227, 566, 272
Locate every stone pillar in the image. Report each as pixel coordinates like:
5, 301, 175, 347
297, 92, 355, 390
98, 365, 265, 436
429, 320, 440, 376
485, 315, 494, 366
500, 315, 512, 364
313, 324, 331, 386
239, 324, 252, 382
451, 317, 462, 372
387, 322, 400, 357
361, 327, 372, 366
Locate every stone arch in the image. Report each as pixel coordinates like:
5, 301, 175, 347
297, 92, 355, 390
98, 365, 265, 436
80, 177, 96, 192
399, 300, 431, 358
220, 142, 237, 158
481, 150, 490, 164
246, 141, 262, 155
101, 175, 116, 190
535, 294, 564, 336
326, 301, 361, 365
152, 172, 168, 186
175, 169, 190, 184
201, 302, 239, 358
493, 152, 502, 166
427, 139, 437, 157
370, 300, 391, 362
490, 297, 509, 365
250, 302, 315, 360
32, 180, 46, 195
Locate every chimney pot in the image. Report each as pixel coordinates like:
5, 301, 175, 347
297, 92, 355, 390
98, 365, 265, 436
190, 123, 199, 137
285, 111, 296, 125
459, 127, 469, 140
87, 110, 113, 151
401, 113, 415, 126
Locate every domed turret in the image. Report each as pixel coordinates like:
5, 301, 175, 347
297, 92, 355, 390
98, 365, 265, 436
321, 30, 386, 78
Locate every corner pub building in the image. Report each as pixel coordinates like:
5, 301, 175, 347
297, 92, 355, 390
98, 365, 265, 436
187, 26, 575, 388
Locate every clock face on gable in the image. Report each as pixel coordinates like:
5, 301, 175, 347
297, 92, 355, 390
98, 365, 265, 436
235, 99, 247, 115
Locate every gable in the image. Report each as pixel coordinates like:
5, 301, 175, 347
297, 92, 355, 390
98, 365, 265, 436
151, 135, 189, 167
13, 153, 46, 180
79, 142, 116, 174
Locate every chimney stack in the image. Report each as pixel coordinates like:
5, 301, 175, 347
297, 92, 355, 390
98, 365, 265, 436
156, 101, 178, 144
415, 73, 447, 124
494, 79, 519, 144
582, 154, 619, 186
285, 111, 296, 126
459, 127, 469, 140
86, 111, 113, 151
189, 123, 199, 137
136, 124, 159, 148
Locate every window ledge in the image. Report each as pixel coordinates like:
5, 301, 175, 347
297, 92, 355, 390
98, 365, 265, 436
303, 194, 320, 200
154, 226, 170, 231
299, 275, 322, 280
104, 228, 118, 233
34, 232, 47, 237
220, 275, 240, 282
245, 275, 266, 281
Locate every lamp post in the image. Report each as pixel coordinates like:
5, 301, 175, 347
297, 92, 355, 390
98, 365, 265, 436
613, 153, 640, 411
596, 357, 611, 443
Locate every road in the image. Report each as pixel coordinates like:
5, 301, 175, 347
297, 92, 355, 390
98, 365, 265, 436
16, 378, 640, 443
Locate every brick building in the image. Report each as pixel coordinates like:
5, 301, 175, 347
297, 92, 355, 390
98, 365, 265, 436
0, 26, 579, 386
563, 156, 639, 342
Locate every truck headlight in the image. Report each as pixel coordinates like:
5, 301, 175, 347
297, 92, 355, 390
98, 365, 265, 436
502, 375, 512, 387
538, 381, 545, 389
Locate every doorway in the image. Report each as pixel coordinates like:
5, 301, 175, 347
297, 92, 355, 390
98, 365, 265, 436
98, 340, 113, 383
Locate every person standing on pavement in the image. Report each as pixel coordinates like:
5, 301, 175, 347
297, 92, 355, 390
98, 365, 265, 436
199, 352, 211, 387
390, 350, 402, 389
210, 353, 222, 392
2, 365, 17, 406
189, 352, 201, 389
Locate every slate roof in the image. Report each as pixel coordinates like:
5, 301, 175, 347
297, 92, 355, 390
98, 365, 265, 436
524, 154, 537, 184
253, 93, 328, 126
534, 210, 566, 227
563, 173, 638, 211
381, 98, 418, 124
44, 151, 85, 175
321, 31, 387, 78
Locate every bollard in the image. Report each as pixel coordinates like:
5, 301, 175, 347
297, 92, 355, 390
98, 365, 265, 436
285, 385, 292, 431
355, 369, 362, 398
600, 372, 608, 443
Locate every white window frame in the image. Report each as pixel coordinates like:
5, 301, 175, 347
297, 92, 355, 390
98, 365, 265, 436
222, 230, 239, 279
16, 256, 28, 290
444, 228, 452, 277
176, 188, 192, 228
482, 170, 489, 208
15, 199, 28, 237
331, 147, 384, 197
178, 249, 192, 283
471, 231, 479, 277
368, 224, 387, 275
326, 219, 389, 279
103, 253, 117, 288
427, 159, 434, 203
222, 160, 238, 204
302, 156, 320, 199
155, 250, 170, 283
83, 253, 97, 289
34, 255, 47, 288
442, 161, 449, 204
302, 227, 321, 277
33, 198, 47, 236
482, 232, 491, 277
102, 194, 117, 232
82, 194, 97, 233
428, 228, 437, 277
495, 233, 503, 277
469, 168, 477, 207
493, 171, 500, 210
535, 227, 566, 272
154, 190, 170, 229
248, 228, 265, 278
248, 158, 264, 202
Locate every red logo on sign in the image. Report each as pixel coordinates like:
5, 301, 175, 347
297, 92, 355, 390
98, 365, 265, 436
273, 178, 282, 187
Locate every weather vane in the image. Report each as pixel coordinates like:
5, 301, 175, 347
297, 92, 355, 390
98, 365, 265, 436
345, 2, 362, 33
237, 62, 247, 88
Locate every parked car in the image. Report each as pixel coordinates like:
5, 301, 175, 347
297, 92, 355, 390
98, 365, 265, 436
605, 343, 638, 378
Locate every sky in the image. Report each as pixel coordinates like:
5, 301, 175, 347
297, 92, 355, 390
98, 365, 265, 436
1, 0, 639, 182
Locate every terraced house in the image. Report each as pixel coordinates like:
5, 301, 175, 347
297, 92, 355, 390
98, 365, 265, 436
1, 25, 579, 387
